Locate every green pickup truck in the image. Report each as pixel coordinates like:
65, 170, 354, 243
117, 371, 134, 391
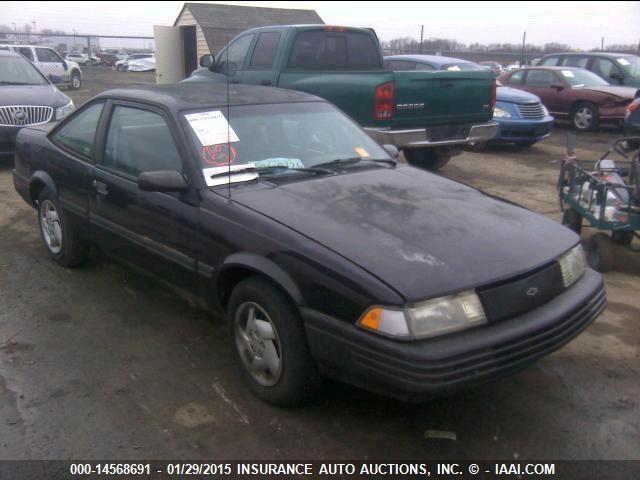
184, 25, 498, 170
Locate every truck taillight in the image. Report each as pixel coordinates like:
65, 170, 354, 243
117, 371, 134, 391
490, 80, 497, 112
374, 82, 394, 120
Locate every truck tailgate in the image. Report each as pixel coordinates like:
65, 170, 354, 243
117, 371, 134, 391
392, 70, 494, 128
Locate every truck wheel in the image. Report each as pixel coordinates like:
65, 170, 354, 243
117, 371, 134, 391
403, 149, 451, 171
588, 233, 614, 272
69, 70, 82, 90
37, 188, 89, 267
561, 208, 582, 235
228, 277, 321, 406
572, 102, 599, 131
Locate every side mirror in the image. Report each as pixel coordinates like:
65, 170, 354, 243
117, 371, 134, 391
138, 170, 188, 192
382, 144, 399, 159
62, 60, 68, 71
610, 71, 624, 83
551, 82, 565, 91
48, 74, 63, 84
199, 54, 214, 68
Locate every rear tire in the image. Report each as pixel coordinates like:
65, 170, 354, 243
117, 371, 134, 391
561, 208, 582, 235
37, 188, 89, 267
572, 102, 599, 131
466, 141, 487, 152
228, 277, 321, 406
403, 148, 451, 171
588, 233, 614, 272
69, 70, 82, 90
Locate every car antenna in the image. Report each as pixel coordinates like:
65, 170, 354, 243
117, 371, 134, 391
226, 30, 231, 202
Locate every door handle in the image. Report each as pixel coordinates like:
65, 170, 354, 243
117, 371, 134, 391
92, 179, 108, 196
229, 79, 240, 84
260, 80, 272, 86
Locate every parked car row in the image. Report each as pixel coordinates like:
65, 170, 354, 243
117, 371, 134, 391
114, 53, 155, 72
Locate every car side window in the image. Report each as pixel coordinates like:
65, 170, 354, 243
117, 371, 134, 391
508, 70, 524, 84
36, 48, 62, 63
562, 56, 589, 68
539, 56, 559, 66
415, 62, 436, 71
102, 106, 182, 178
525, 70, 557, 87
16, 47, 34, 61
217, 34, 255, 71
249, 32, 281, 69
385, 60, 417, 71
52, 102, 104, 159
591, 58, 622, 81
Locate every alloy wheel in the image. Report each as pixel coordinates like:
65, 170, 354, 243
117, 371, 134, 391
40, 199, 63, 255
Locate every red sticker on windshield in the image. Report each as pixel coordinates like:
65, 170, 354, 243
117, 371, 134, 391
202, 144, 237, 166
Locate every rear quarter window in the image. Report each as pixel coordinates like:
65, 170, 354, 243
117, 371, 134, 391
288, 30, 381, 70
539, 56, 560, 66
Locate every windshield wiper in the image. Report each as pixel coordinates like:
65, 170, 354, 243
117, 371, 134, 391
209, 166, 257, 178
0, 81, 34, 85
312, 157, 363, 169
258, 165, 334, 175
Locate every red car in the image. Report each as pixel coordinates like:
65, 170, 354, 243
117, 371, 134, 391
498, 66, 637, 131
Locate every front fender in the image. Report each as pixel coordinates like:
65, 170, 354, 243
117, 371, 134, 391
218, 252, 304, 306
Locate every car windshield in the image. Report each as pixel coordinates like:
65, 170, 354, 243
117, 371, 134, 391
617, 56, 640, 79
183, 102, 389, 181
560, 69, 610, 87
443, 62, 484, 71
0, 55, 48, 86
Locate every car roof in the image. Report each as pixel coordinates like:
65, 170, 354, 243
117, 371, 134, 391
384, 54, 474, 66
513, 66, 584, 71
94, 83, 325, 111
543, 52, 636, 58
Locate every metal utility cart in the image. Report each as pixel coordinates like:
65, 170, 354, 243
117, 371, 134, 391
558, 136, 640, 272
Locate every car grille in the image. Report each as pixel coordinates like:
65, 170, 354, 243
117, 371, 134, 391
0, 105, 54, 126
517, 102, 545, 119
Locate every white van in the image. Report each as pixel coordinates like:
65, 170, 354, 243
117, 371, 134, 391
0, 44, 83, 90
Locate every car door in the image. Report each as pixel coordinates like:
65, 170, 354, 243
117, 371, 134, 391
591, 57, 625, 85
523, 69, 567, 114
90, 101, 200, 293
214, 33, 255, 84
242, 31, 282, 86
35, 47, 67, 81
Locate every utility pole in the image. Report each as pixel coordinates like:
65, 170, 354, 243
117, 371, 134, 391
12, 22, 17, 42
32, 21, 36, 35
521, 31, 526, 66
601, 37, 604, 51
419, 24, 424, 54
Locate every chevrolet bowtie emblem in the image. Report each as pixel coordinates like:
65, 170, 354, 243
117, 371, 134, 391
526, 287, 539, 297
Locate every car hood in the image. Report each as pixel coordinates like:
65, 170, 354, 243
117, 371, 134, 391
497, 86, 540, 104
580, 85, 638, 99
0, 84, 70, 107
231, 165, 578, 302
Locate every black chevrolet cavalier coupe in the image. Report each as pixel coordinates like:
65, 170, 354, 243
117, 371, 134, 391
13, 84, 605, 405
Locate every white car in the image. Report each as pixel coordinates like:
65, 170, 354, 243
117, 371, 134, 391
126, 56, 156, 72
114, 53, 154, 71
0, 44, 83, 90
65, 53, 101, 66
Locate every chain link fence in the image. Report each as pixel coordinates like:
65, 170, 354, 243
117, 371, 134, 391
0, 31, 156, 105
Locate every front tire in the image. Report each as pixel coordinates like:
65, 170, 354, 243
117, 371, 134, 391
403, 148, 451, 171
228, 277, 321, 406
37, 188, 89, 267
572, 102, 599, 131
69, 70, 82, 90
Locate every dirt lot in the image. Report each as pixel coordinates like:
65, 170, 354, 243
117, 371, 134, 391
66, 67, 156, 104
0, 126, 638, 462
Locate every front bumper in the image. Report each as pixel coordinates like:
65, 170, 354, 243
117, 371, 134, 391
363, 122, 499, 148
303, 269, 605, 401
491, 115, 554, 143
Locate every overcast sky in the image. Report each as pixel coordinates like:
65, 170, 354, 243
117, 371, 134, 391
1, 1, 639, 48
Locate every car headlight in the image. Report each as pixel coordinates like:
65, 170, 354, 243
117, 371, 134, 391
542, 104, 549, 116
357, 290, 487, 340
558, 244, 586, 288
55, 100, 75, 120
493, 107, 511, 118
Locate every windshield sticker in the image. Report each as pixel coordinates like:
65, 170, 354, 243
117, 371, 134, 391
203, 163, 257, 187
253, 158, 305, 169
354, 147, 370, 158
617, 58, 630, 66
185, 110, 239, 147
561, 70, 575, 78
202, 144, 237, 166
